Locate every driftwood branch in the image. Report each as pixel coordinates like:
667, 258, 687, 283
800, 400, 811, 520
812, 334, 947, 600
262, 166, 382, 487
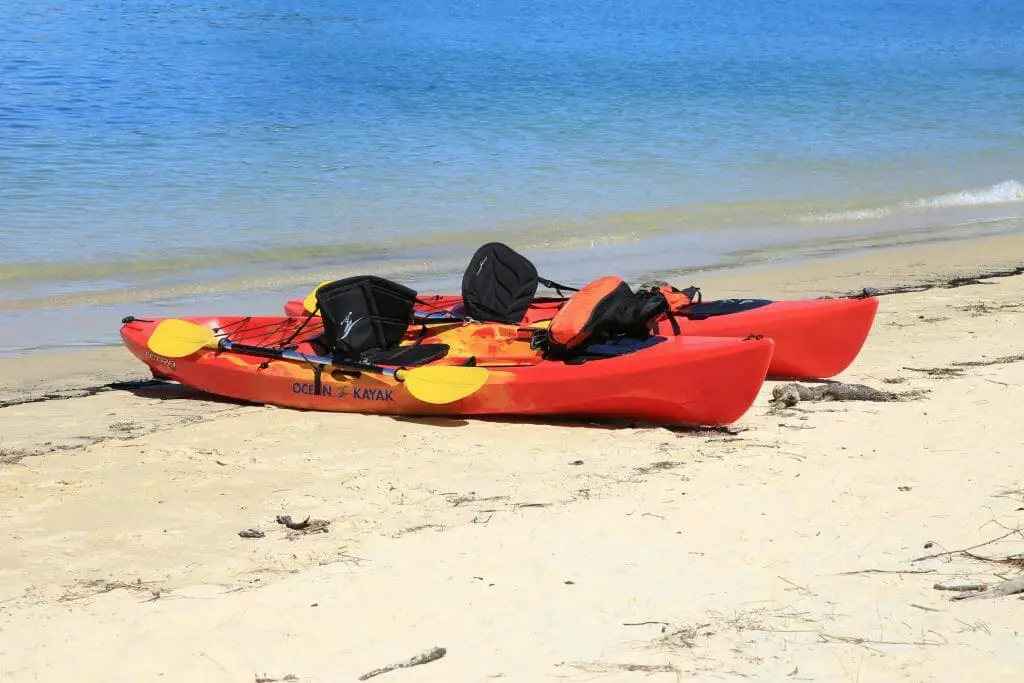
950, 574, 1024, 601
769, 382, 926, 409
357, 647, 446, 680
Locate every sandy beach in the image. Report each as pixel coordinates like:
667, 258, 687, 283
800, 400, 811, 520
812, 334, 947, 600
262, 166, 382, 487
3, 233, 1024, 682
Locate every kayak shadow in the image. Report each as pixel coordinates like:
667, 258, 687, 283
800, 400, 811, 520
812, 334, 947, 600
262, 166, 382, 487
389, 414, 739, 435
114, 380, 742, 433
765, 375, 839, 384
108, 378, 258, 407
390, 416, 473, 428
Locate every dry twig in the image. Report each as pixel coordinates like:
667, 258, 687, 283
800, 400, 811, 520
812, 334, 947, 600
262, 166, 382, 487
934, 583, 988, 592
818, 632, 943, 648
357, 646, 446, 681
911, 529, 1023, 563
838, 568, 935, 576
559, 661, 680, 675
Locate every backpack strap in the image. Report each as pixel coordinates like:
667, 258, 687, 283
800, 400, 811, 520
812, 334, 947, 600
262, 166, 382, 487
537, 276, 579, 297
651, 284, 700, 335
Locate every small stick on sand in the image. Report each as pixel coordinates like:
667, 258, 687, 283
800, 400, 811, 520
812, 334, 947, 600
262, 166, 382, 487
818, 632, 943, 648
934, 583, 988, 592
357, 646, 446, 680
838, 568, 936, 576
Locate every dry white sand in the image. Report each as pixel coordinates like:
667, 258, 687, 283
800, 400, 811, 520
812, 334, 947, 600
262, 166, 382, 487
2, 233, 1024, 682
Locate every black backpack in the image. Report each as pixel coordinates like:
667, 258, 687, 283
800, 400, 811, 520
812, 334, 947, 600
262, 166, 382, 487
541, 276, 669, 359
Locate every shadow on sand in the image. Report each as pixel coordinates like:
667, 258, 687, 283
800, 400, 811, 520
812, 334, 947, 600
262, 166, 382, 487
115, 379, 743, 435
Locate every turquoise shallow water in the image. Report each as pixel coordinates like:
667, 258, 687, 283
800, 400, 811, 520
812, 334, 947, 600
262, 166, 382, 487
2, 0, 1023, 351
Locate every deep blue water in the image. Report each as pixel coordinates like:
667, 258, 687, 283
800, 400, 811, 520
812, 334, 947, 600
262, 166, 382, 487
2, 0, 1023, 350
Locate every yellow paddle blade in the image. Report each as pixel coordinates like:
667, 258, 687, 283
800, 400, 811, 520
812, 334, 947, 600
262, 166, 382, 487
398, 366, 489, 405
147, 319, 220, 358
302, 280, 333, 313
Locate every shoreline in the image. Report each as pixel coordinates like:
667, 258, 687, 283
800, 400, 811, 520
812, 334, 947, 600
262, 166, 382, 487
5, 177, 1023, 315
3, 229, 1024, 455
2, 234, 1024, 680
3, 226, 1024, 359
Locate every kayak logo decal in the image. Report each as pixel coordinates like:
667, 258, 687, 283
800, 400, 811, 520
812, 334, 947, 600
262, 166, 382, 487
338, 311, 364, 341
293, 382, 334, 397
145, 350, 176, 369
329, 385, 397, 401
291, 382, 394, 402
351, 387, 394, 401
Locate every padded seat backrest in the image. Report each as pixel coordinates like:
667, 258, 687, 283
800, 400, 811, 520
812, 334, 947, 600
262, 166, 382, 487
461, 242, 539, 324
315, 275, 417, 359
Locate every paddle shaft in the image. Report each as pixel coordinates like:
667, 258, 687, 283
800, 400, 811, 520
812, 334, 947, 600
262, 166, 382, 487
216, 339, 407, 380
217, 338, 545, 374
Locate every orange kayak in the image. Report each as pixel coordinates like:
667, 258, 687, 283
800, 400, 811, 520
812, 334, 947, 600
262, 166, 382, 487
120, 315, 775, 427
283, 292, 878, 379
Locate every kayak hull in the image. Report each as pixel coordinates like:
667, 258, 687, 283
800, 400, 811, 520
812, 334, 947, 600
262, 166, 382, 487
120, 316, 775, 427
655, 297, 878, 379
284, 293, 878, 378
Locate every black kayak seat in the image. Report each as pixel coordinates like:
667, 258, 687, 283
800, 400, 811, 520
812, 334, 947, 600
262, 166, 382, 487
676, 299, 773, 320
314, 275, 449, 366
460, 242, 540, 324
460, 242, 580, 324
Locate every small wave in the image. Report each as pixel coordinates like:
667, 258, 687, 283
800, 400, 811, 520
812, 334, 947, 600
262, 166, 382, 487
907, 180, 1024, 210
810, 207, 893, 223
806, 180, 1024, 223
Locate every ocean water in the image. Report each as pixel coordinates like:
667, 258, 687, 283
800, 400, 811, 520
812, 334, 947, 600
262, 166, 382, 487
2, 0, 1023, 353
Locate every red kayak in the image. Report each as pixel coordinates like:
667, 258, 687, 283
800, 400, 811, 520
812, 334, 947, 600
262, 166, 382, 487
120, 315, 775, 427
283, 293, 878, 379
283, 242, 878, 379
